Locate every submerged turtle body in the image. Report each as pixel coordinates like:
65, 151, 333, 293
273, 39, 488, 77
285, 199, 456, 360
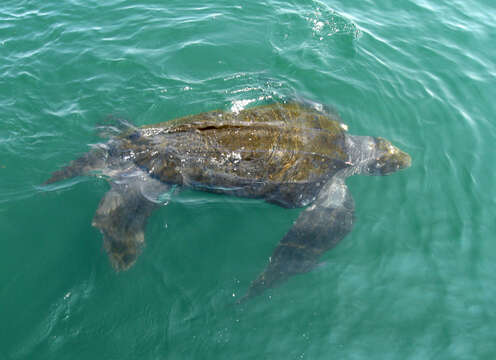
46, 102, 411, 300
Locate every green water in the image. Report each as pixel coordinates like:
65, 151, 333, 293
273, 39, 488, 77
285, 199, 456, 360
1, 0, 495, 359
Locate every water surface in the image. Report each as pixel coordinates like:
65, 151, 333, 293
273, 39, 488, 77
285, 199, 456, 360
1, 0, 495, 359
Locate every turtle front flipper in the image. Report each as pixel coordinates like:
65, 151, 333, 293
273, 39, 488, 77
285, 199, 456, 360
92, 178, 169, 271
243, 176, 355, 300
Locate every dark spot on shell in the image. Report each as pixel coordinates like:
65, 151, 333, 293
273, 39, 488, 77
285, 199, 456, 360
127, 131, 140, 141
198, 125, 217, 131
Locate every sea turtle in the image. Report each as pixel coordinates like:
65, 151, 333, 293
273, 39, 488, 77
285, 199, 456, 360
45, 102, 411, 299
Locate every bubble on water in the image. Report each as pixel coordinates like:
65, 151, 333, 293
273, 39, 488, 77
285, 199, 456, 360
306, 1, 361, 40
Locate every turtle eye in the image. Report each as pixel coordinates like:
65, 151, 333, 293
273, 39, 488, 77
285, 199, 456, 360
366, 161, 382, 175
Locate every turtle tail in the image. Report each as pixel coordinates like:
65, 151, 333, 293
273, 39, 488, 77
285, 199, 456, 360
44, 149, 106, 184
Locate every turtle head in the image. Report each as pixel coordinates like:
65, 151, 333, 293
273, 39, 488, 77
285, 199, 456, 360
365, 137, 411, 175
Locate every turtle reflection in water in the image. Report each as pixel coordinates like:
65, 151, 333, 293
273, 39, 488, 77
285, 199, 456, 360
45, 102, 411, 299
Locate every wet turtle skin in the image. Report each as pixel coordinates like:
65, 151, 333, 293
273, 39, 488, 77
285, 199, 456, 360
45, 102, 411, 300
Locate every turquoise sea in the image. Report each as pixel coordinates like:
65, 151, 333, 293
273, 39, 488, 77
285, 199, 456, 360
1, 0, 495, 359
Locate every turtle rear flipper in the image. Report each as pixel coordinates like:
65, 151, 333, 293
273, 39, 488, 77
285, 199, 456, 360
92, 178, 169, 271
44, 148, 106, 184
243, 176, 355, 301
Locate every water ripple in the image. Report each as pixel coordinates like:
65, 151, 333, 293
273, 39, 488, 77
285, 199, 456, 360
1, 0, 496, 358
